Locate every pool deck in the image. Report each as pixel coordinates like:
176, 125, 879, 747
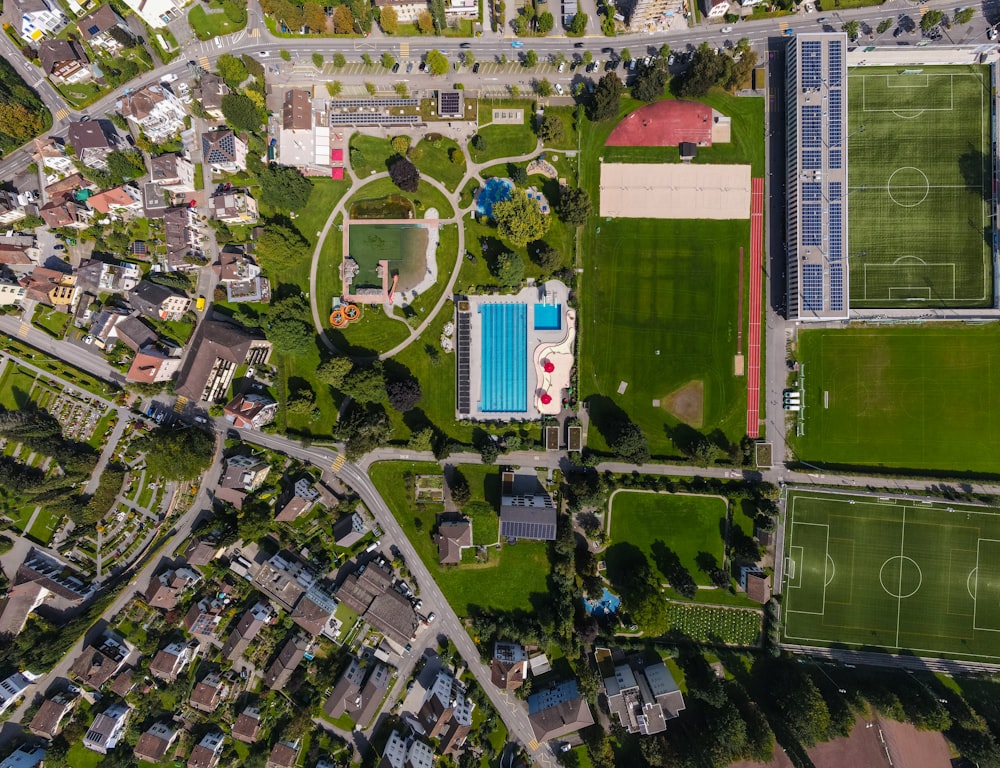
459, 280, 573, 421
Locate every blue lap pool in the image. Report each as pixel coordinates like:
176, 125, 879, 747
479, 302, 527, 413
534, 303, 561, 331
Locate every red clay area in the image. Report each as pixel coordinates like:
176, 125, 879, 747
746, 178, 764, 439
605, 100, 713, 147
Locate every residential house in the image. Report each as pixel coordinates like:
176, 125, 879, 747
150, 640, 198, 682
372, 0, 424, 23
224, 392, 278, 430
336, 561, 418, 648
276, 477, 320, 523
67, 120, 116, 171
253, 553, 316, 611
602, 656, 685, 735
232, 706, 261, 744
183, 589, 232, 638
0, 273, 26, 307
38, 39, 90, 85
121, 0, 186, 28
0, 746, 46, 768
216, 453, 271, 509
130, 280, 191, 321
379, 730, 434, 768
189, 673, 228, 713
28, 693, 76, 739
0, 236, 40, 276
333, 512, 367, 548
83, 703, 131, 753
70, 633, 131, 690
266, 741, 299, 768
185, 538, 221, 566
194, 73, 229, 119
291, 583, 341, 639
202, 129, 248, 174
14, 0, 66, 40
415, 668, 474, 755
435, 520, 472, 565
499, 469, 557, 541
134, 722, 177, 763
220, 601, 275, 662
264, 634, 310, 690
209, 191, 258, 225
163, 206, 201, 267
110, 669, 136, 698
174, 317, 271, 402
119, 84, 187, 143
109, 315, 157, 352
76, 259, 141, 294
187, 731, 225, 768
445, 0, 477, 16
126, 346, 182, 384
77, 4, 131, 52
39, 194, 91, 229
0, 190, 29, 226
491, 641, 528, 692
88, 185, 143, 219
32, 138, 75, 181
277, 89, 322, 170
703, 0, 728, 15
0, 674, 30, 715
150, 153, 196, 193
526, 681, 595, 742
16, 549, 93, 601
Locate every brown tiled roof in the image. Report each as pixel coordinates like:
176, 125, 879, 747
189, 675, 226, 712
282, 90, 312, 131
232, 707, 261, 743
745, 571, 771, 604
39, 39, 87, 75
174, 318, 269, 401
77, 4, 124, 41
528, 697, 595, 742
28, 695, 74, 738
134, 725, 174, 762
264, 635, 307, 690
366, 589, 418, 647
436, 520, 472, 565
267, 742, 298, 768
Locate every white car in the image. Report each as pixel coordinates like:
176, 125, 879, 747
160, 72, 178, 83
258, 50, 271, 57
427, 612, 436, 622
555, 83, 564, 95
83, 334, 93, 345
721, 25, 733, 33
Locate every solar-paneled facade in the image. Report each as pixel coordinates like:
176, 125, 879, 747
785, 32, 850, 321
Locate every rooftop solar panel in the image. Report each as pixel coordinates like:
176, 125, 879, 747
827, 40, 843, 87
801, 150, 822, 170
802, 106, 822, 148
802, 264, 824, 312
802, 203, 822, 246
830, 263, 844, 311
829, 149, 842, 169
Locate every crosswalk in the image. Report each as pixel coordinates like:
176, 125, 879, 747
53, 108, 68, 121
17, 323, 29, 338
399, 42, 409, 58
331, 454, 346, 472
527, 738, 539, 751
778, 21, 790, 32
173, 395, 188, 414
199, 56, 210, 70
248, 27, 260, 37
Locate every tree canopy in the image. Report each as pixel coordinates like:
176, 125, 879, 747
389, 155, 420, 192
264, 294, 313, 356
492, 251, 525, 289
589, 72, 624, 121
380, 5, 398, 31
221, 93, 263, 133
341, 363, 386, 403
259, 164, 313, 211
255, 223, 309, 271
557, 186, 592, 226
317, 357, 354, 387
387, 378, 422, 411
141, 426, 215, 481
426, 49, 449, 75
492, 188, 550, 246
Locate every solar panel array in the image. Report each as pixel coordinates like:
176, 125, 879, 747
802, 264, 824, 311
455, 308, 472, 415
829, 203, 843, 260
801, 41, 822, 89
500, 518, 557, 541
830, 263, 844, 310
330, 114, 419, 125
802, 150, 822, 170
828, 90, 843, 146
439, 91, 461, 114
329, 98, 419, 107
802, 203, 823, 246
827, 40, 843, 87
802, 182, 821, 202
802, 106, 822, 148
829, 149, 842, 169
829, 181, 842, 201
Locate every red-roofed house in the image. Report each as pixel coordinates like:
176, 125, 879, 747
126, 346, 182, 384
224, 393, 278, 430
88, 185, 143, 218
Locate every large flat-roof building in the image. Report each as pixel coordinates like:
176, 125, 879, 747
785, 32, 850, 322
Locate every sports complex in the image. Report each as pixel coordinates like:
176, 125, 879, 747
782, 489, 1000, 661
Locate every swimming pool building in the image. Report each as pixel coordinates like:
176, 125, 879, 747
455, 280, 575, 421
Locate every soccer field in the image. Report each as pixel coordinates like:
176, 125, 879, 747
848, 65, 993, 308
782, 490, 1000, 661
795, 326, 1000, 474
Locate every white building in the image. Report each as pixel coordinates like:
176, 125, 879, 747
703, 0, 728, 16
150, 153, 196, 193
119, 84, 187, 143
32, 138, 75, 182
120, 0, 188, 28
83, 704, 131, 754
381, 730, 434, 768
445, 0, 477, 16
0, 673, 30, 715
14, 0, 67, 41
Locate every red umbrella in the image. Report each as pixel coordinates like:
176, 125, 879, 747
543, 361, 555, 373
540, 393, 552, 405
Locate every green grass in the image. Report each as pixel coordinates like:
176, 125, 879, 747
794, 326, 1000, 474
539, 106, 579, 151
578, 91, 762, 456
66, 744, 104, 768
188, 1, 247, 39
350, 134, 395, 179
848, 65, 992, 308
27, 506, 61, 544
782, 489, 1000, 661
470, 123, 539, 164
411, 136, 466, 192
0, 364, 37, 409
57, 81, 104, 108
7, 505, 35, 533
664, 602, 761, 645
608, 491, 728, 587
370, 461, 551, 615
32, 305, 70, 338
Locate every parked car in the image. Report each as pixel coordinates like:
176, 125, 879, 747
473, 62, 480, 73
427, 612, 437, 622
392, 62, 400, 72
721, 25, 733, 33
83, 334, 93, 345
555, 83, 564, 95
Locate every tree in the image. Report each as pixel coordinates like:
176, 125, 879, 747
256, 223, 308, 271
921, 9, 943, 31
106, 150, 145, 183
395, 82, 410, 98
408, 427, 435, 452
416, 10, 435, 32
876, 17, 893, 33
141, 427, 214, 481
471, 133, 487, 152
589, 72, 624, 121
337, 405, 391, 460
632, 59, 670, 101
221, 93, 262, 133
365, 81, 377, 96
326, 80, 343, 97
680, 42, 734, 97
216, 53, 249, 89
391, 135, 411, 154
259, 164, 313, 211
492, 251, 525, 288
332, 5, 354, 32
537, 10, 554, 33
492, 188, 550, 246
317, 357, 353, 387
430, 0, 446, 30
611, 421, 649, 464
659, 43, 670, 59
524, 49, 538, 68
389, 155, 420, 192
841, 19, 860, 40
380, 5, 398, 32
303, 2, 326, 32
557, 186, 592, 226
479, 439, 500, 464
333, 52, 346, 67
533, 243, 561, 270
509, 164, 528, 185
341, 363, 386, 403
286, 388, 316, 415
265, 294, 313, 356
311, 52, 324, 69
534, 78, 553, 97
426, 49, 448, 75
462, 50, 476, 68
621, 47, 632, 62
387, 378, 422, 411
107, 111, 129, 130
280, 48, 291, 60
955, 6, 974, 24
569, 11, 587, 34
0, 102, 46, 145
537, 114, 564, 144
381, 52, 396, 69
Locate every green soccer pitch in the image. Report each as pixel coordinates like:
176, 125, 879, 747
794, 326, 1000, 474
848, 65, 993, 308
782, 490, 1000, 661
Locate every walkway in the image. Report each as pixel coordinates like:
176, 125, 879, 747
746, 177, 764, 438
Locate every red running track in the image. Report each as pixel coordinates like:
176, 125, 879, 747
746, 178, 764, 439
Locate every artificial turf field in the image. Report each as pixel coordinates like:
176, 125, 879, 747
578, 93, 764, 456
795, 326, 1000, 474
848, 65, 993, 308
782, 490, 1000, 661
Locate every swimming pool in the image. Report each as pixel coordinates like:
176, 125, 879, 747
479, 303, 527, 413
534, 303, 561, 331
582, 588, 622, 616
476, 177, 514, 219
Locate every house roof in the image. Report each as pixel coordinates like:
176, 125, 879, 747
264, 635, 308, 690
77, 4, 124, 41
436, 520, 472, 565
745, 571, 771, 604
196, 73, 229, 110
174, 318, 269, 401
70, 643, 126, 689
282, 90, 312, 131
119, 84, 166, 120
131, 279, 183, 309
28, 695, 73, 738
134, 723, 174, 762
232, 707, 261, 743
189, 674, 225, 711
202, 129, 244, 164
267, 743, 299, 768
38, 39, 87, 75
366, 589, 418, 647
67, 120, 112, 152
113, 316, 157, 351
499, 505, 557, 541
88, 186, 136, 214
527, 689, 594, 741
150, 153, 186, 181
126, 348, 174, 384
290, 589, 336, 636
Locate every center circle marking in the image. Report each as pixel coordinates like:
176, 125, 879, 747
887, 167, 930, 208
879, 555, 923, 599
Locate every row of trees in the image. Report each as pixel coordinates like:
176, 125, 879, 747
0, 58, 50, 155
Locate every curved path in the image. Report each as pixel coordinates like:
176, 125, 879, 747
307, 133, 544, 362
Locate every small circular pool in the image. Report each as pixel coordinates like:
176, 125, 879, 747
476, 177, 514, 219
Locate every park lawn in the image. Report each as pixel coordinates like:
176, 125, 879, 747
32, 305, 70, 338
469, 123, 539, 164
57, 80, 104, 108
0, 364, 37, 409
326, 304, 411, 357
27, 506, 62, 545
0, 336, 118, 399
350, 134, 396, 178
608, 491, 728, 587
412, 136, 466, 192
539, 105, 579, 151
66, 744, 104, 768
347, 176, 455, 220
794, 325, 1000, 474
188, 1, 246, 39
371, 461, 551, 615
8, 505, 35, 533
